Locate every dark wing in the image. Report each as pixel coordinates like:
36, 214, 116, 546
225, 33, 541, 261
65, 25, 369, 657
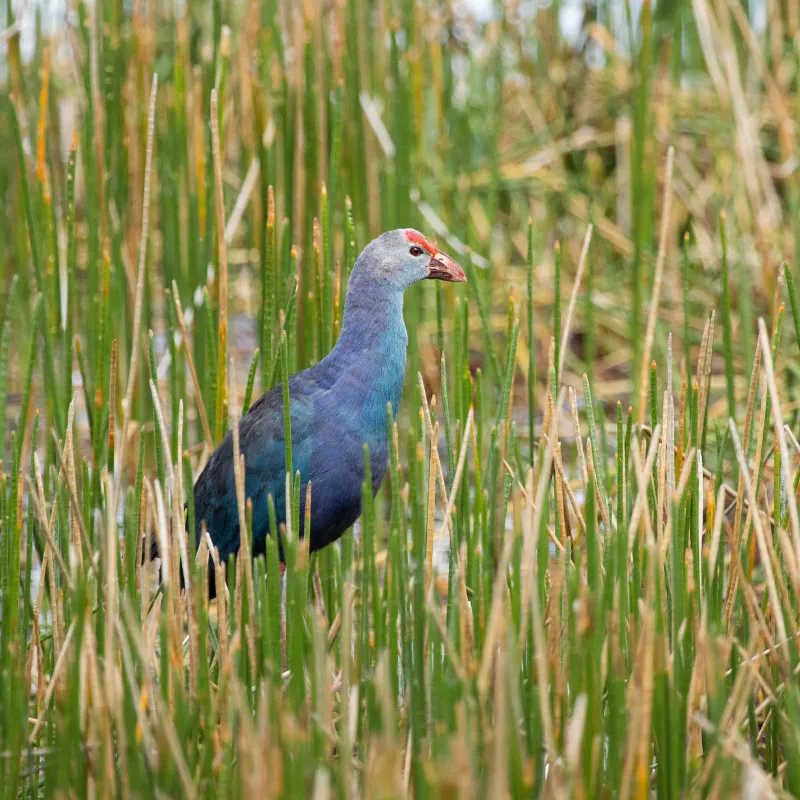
192, 371, 317, 564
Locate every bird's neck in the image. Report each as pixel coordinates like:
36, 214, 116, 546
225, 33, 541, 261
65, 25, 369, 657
327, 281, 408, 427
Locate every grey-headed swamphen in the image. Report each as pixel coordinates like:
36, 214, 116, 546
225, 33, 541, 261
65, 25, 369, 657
192, 228, 465, 595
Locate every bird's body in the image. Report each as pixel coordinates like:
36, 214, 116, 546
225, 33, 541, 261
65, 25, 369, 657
191, 229, 464, 591
193, 289, 406, 565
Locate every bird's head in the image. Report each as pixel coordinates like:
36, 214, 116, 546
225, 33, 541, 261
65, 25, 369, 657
355, 228, 466, 290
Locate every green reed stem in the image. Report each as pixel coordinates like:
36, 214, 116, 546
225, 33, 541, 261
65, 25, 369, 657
719, 212, 735, 418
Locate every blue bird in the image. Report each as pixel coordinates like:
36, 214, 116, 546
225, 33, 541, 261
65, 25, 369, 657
193, 229, 465, 594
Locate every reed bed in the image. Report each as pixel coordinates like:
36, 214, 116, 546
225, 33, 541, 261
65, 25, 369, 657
1, 0, 800, 796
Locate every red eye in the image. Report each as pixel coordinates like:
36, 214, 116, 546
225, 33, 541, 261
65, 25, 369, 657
410, 246, 424, 256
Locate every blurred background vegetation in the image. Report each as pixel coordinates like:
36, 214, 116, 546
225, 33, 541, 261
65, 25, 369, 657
2, 0, 797, 441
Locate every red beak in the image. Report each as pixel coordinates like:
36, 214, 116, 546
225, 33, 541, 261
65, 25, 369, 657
427, 250, 466, 282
